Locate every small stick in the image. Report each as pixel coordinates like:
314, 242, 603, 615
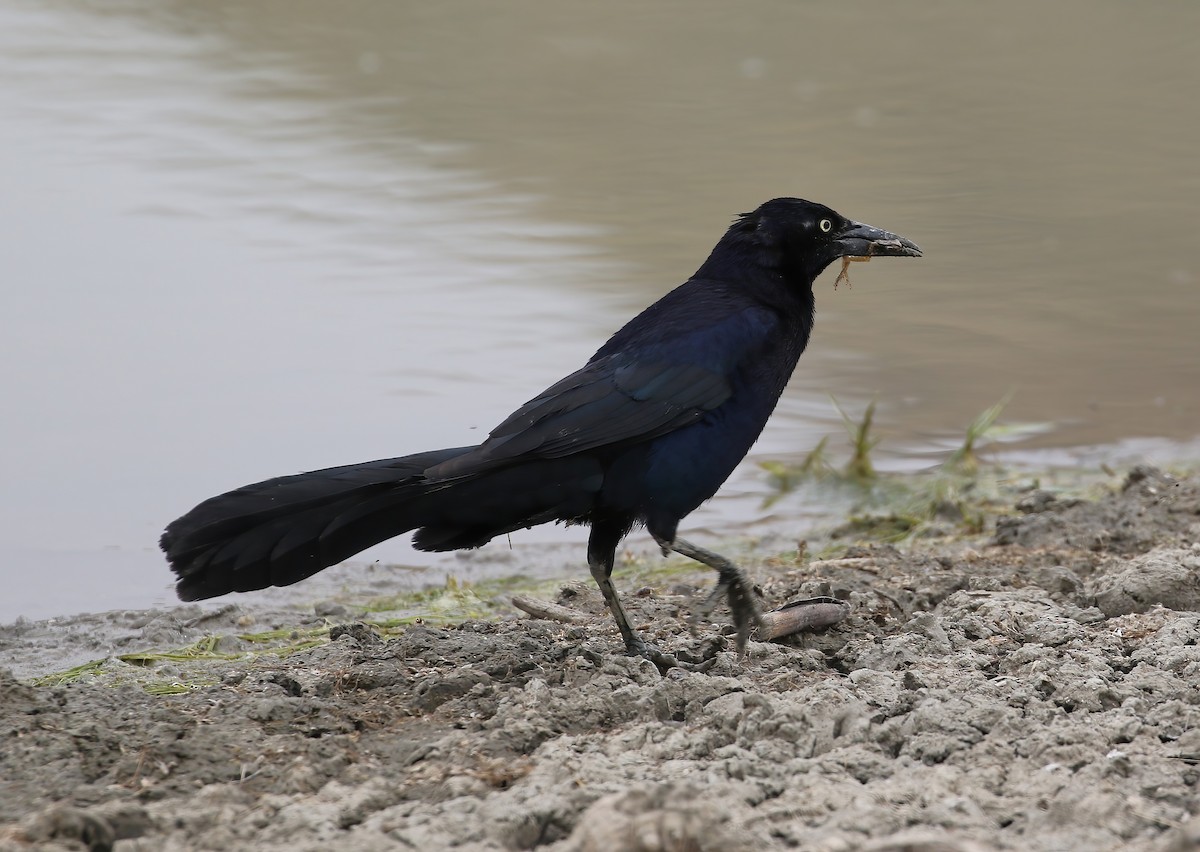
511, 595, 590, 624
756, 596, 850, 640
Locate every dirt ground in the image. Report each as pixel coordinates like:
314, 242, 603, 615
3, 465, 1200, 851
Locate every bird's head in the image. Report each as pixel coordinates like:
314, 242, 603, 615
725, 197, 921, 286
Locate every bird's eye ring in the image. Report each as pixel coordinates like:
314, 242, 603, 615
819, 219, 833, 233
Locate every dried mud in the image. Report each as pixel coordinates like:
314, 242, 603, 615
3, 466, 1200, 851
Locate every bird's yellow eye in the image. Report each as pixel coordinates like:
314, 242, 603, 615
819, 219, 833, 233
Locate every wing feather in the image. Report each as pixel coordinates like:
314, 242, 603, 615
426, 356, 730, 477
424, 308, 780, 480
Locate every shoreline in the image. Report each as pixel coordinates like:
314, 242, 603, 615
3, 464, 1200, 850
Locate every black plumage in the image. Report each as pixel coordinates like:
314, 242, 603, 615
161, 198, 920, 665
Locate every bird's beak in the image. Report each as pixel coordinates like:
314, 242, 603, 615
834, 221, 922, 258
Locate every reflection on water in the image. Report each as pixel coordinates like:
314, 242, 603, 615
1, 0, 1197, 621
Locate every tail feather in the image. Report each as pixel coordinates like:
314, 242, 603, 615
162, 446, 605, 601
162, 448, 464, 557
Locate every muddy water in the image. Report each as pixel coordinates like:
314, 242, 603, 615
1, 1, 1197, 621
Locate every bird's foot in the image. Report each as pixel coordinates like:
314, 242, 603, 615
626, 638, 718, 674
629, 639, 680, 671
656, 535, 764, 660
690, 568, 764, 659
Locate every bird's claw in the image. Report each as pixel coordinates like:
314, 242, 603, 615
689, 569, 763, 659
724, 572, 764, 659
627, 638, 718, 673
635, 642, 681, 672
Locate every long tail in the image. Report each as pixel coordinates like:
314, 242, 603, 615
161, 447, 602, 601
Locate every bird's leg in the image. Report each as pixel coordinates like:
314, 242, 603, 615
587, 527, 682, 671
654, 534, 764, 658
587, 554, 645, 653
